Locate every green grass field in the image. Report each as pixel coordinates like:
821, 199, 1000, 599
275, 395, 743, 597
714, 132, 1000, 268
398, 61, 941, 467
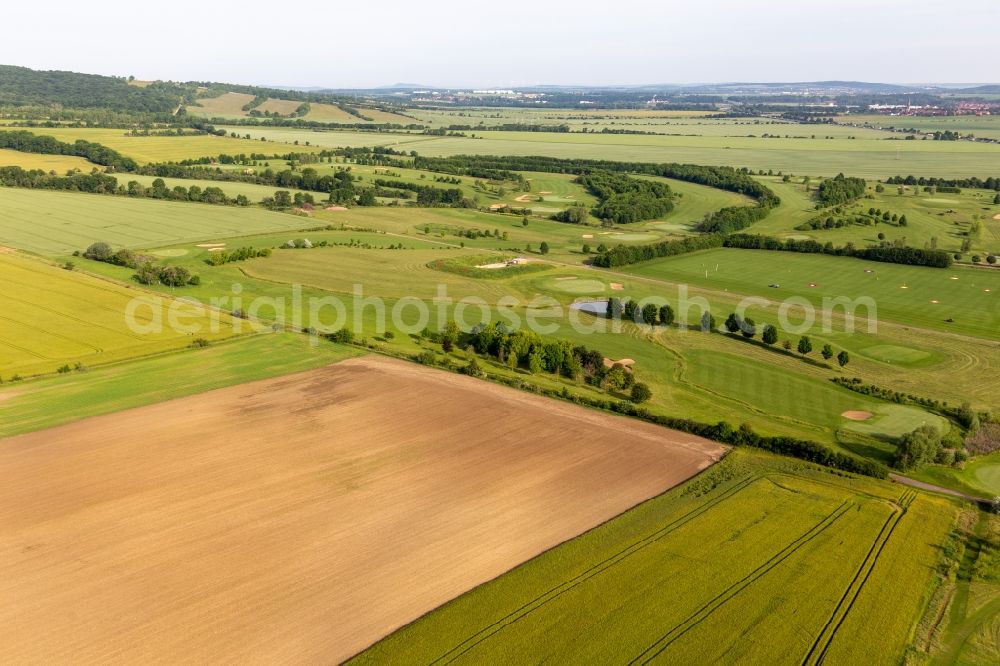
0, 332, 359, 437
0, 187, 320, 254
351, 449, 957, 665
751, 175, 1000, 255
620, 248, 1000, 339
910, 451, 1000, 499
838, 114, 1000, 140
0, 251, 236, 377
224, 126, 1000, 179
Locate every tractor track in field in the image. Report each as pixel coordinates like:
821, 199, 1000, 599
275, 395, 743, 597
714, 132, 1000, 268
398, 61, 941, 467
627, 500, 854, 665
428, 474, 761, 666
800, 490, 916, 666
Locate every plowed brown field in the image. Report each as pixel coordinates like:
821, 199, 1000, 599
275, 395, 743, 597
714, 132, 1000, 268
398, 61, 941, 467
0, 355, 725, 664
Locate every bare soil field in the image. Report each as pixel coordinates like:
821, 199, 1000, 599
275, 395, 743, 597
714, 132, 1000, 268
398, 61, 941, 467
0, 355, 724, 664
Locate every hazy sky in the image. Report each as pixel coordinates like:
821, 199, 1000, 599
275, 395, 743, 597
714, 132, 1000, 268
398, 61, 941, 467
4, 0, 996, 88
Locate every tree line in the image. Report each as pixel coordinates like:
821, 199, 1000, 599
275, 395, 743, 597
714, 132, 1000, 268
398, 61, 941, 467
886, 174, 1000, 191
592, 232, 952, 268
723, 234, 953, 268
0, 130, 137, 171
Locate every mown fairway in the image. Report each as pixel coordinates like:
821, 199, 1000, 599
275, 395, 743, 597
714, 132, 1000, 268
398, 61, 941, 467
620, 248, 1000, 339
0, 187, 318, 254
0, 251, 235, 377
0, 355, 724, 664
352, 449, 957, 665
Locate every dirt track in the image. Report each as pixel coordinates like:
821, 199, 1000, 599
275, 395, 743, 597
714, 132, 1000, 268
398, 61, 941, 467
0, 355, 725, 663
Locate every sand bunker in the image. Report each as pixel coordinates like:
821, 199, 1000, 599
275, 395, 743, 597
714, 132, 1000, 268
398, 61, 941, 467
514, 194, 535, 203
538, 190, 552, 194
931, 299, 940, 304
582, 234, 594, 239
808, 283, 819, 288
949, 276, 959, 280
603, 357, 636, 369
150, 249, 189, 258
864, 269, 874, 274
610, 283, 624, 290
992, 214, 1000, 220
325, 206, 348, 212
555, 276, 578, 281
196, 243, 225, 248
841, 411, 874, 421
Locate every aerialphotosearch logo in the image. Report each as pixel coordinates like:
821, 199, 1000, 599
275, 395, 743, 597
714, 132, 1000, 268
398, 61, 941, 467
123, 282, 878, 339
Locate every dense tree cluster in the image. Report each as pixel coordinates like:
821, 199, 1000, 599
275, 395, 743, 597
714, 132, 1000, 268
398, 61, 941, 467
894, 424, 944, 470
693, 204, 772, 234
816, 173, 867, 207
0, 65, 184, 112
575, 170, 674, 224
371, 179, 466, 206
0, 130, 137, 171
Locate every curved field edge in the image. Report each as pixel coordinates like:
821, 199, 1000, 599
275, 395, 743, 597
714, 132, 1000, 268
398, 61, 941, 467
348, 449, 960, 665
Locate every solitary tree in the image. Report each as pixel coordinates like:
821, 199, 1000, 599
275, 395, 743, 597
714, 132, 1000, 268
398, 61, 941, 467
740, 317, 757, 339
539, 241, 550, 255
762, 324, 778, 346
821, 344, 834, 361
630, 382, 652, 404
724, 313, 742, 334
700, 311, 716, 332
798, 336, 813, 356
837, 350, 850, 367
659, 304, 675, 327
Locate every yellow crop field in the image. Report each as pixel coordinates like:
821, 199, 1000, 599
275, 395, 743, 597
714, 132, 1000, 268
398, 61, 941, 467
0, 251, 236, 377
27, 127, 321, 163
0, 148, 97, 172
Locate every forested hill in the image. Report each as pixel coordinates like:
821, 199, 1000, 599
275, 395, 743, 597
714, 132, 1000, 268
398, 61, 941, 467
0, 65, 185, 112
